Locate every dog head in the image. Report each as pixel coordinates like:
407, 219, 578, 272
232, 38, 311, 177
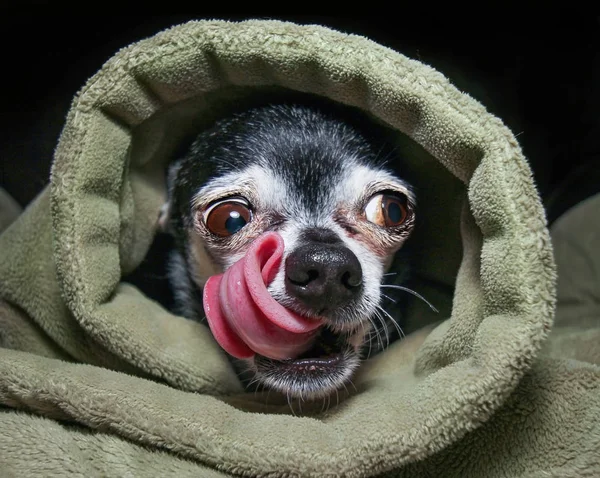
162, 103, 416, 400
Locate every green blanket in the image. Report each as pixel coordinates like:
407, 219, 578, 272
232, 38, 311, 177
0, 20, 598, 477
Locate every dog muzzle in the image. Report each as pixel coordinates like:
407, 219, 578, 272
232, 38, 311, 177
203, 232, 323, 360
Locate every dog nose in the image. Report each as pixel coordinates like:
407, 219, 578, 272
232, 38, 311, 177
285, 242, 363, 312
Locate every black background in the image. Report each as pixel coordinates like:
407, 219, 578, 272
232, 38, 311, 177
1, 9, 599, 223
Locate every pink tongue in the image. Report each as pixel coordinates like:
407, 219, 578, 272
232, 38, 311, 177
203, 232, 322, 360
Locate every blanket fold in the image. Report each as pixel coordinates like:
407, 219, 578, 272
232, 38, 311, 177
0, 19, 598, 477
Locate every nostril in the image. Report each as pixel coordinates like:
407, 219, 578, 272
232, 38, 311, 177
341, 270, 362, 289
288, 269, 319, 287
307, 269, 319, 284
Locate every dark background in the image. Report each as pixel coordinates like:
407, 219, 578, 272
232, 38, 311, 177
1, 10, 599, 223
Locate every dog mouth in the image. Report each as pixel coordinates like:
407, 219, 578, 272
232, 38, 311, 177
257, 326, 349, 368
252, 325, 363, 400
202, 231, 367, 400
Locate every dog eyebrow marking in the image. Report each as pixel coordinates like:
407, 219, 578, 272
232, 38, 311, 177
337, 165, 416, 208
190, 176, 258, 211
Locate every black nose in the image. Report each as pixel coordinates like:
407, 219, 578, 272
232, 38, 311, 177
285, 242, 363, 312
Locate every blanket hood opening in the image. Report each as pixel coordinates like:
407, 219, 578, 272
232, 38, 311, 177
0, 19, 556, 476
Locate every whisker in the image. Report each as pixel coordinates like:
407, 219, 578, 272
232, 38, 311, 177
238, 367, 256, 377
254, 381, 266, 400
287, 390, 296, 416
246, 376, 261, 390
341, 381, 350, 397
361, 320, 373, 360
257, 381, 269, 399
374, 145, 402, 169
380, 284, 439, 313
368, 314, 384, 353
383, 272, 398, 277
365, 315, 384, 355
376, 304, 405, 339
381, 292, 397, 304
373, 308, 391, 350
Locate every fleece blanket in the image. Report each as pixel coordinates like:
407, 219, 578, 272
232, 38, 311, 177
0, 20, 598, 477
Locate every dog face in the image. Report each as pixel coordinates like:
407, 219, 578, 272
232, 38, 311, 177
163, 103, 416, 400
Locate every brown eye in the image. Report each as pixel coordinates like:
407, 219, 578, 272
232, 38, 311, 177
203, 198, 252, 237
364, 193, 409, 227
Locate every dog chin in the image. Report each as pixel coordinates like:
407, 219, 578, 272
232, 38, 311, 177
244, 320, 370, 401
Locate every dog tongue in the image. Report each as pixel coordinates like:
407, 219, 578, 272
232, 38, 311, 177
203, 232, 322, 360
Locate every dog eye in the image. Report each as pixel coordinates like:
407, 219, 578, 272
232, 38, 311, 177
204, 198, 252, 237
364, 193, 408, 228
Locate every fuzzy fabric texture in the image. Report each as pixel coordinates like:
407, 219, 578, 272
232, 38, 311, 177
0, 20, 598, 477
0, 188, 21, 233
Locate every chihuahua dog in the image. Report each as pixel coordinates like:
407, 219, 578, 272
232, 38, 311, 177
160, 99, 418, 401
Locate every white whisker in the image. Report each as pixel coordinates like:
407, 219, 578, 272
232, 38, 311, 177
380, 284, 439, 312
340, 381, 350, 397
320, 396, 327, 414
287, 391, 296, 416
373, 308, 390, 350
365, 315, 384, 355
376, 304, 405, 339
246, 376, 260, 390
361, 320, 373, 360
